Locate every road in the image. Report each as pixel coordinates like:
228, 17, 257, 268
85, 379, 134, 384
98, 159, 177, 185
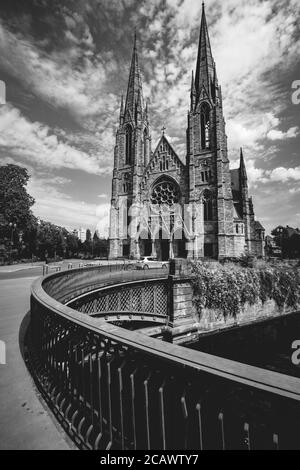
0, 259, 165, 449
0, 265, 71, 450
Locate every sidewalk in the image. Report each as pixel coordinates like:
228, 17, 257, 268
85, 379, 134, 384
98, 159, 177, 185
0, 274, 71, 450
0, 258, 126, 273
0, 262, 44, 273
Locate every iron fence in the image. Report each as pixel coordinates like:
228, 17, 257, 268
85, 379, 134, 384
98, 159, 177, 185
27, 265, 300, 450
67, 279, 168, 323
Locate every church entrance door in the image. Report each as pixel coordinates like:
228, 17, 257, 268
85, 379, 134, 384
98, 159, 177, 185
161, 240, 169, 261
143, 240, 152, 256
204, 243, 213, 258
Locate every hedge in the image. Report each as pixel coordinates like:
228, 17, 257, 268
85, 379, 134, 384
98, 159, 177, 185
189, 261, 300, 321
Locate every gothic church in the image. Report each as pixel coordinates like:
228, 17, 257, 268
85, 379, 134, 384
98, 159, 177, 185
109, 4, 265, 260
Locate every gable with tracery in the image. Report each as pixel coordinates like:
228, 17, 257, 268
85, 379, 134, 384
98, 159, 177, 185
140, 135, 187, 203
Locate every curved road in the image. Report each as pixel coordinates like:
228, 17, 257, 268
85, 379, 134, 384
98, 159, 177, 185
0, 259, 167, 449
0, 259, 165, 449
0, 261, 83, 450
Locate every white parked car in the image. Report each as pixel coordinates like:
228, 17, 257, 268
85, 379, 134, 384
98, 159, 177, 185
136, 256, 169, 270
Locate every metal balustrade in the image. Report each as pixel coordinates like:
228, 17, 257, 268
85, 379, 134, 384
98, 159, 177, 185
67, 279, 168, 323
27, 264, 300, 450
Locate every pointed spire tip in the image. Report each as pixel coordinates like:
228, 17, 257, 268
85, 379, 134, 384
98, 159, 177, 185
124, 27, 145, 122
195, 0, 214, 98
133, 27, 137, 50
239, 147, 248, 181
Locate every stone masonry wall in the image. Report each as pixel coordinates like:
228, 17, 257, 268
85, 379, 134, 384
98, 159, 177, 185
167, 258, 300, 344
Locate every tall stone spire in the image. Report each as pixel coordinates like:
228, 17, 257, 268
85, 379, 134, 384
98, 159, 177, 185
190, 70, 196, 109
195, 2, 215, 99
119, 94, 124, 123
124, 30, 144, 122
239, 147, 248, 184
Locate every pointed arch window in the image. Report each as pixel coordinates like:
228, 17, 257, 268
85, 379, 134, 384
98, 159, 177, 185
200, 103, 211, 150
203, 189, 213, 221
125, 125, 132, 165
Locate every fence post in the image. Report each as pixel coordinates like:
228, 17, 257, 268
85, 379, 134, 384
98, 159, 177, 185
162, 274, 174, 343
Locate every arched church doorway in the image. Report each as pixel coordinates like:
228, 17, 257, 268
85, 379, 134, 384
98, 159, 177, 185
142, 239, 152, 257
161, 240, 169, 261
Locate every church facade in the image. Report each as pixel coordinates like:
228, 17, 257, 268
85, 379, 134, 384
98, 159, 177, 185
109, 4, 265, 261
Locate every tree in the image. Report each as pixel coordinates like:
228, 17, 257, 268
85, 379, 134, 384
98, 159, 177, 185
35, 221, 68, 260
290, 233, 300, 258
66, 233, 79, 258
0, 164, 37, 261
81, 228, 92, 257
93, 231, 108, 258
271, 226, 300, 259
0, 164, 35, 235
0, 164, 107, 262
86, 229, 92, 242
93, 230, 99, 242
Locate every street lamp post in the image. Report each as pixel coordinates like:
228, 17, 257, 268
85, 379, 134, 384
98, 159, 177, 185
8, 222, 16, 264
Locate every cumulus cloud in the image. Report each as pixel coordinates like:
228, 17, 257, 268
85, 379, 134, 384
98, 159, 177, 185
0, 0, 299, 230
0, 16, 118, 169
138, 0, 300, 155
0, 105, 112, 174
267, 166, 300, 182
2, 1, 299, 159
244, 159, 269, 186
267, 127, 299, 141
28, 175, 110, 234
231, 159, 300, 188
227, 114, 299, 150
0, 19, 117, 120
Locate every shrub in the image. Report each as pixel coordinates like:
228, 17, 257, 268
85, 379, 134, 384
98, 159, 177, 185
189, 261, 300, 321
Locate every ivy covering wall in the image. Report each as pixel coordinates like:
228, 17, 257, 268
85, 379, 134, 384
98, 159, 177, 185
189, 261, 300, 321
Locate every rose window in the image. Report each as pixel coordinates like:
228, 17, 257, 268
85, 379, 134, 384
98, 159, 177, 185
151, 181, 179, 205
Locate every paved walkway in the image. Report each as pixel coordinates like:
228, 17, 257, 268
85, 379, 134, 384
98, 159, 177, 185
0, 272, 71, 450
0, 262, 44, 273
0, 258, 128, 274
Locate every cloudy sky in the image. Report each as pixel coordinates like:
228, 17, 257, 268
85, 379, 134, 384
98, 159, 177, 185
0, 0, 299, 236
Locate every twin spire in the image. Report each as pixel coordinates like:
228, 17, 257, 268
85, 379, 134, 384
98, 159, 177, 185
122, 30, 145, 123
193, 2, 216, 104
122, 3, 216, 120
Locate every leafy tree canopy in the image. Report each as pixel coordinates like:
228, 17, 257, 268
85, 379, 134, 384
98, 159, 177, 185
86, 228, 92, 242
0, 164, 36, 233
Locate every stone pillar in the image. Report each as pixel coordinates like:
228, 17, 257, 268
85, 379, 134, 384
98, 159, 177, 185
136, 239, 140, 259
163, 259, 198, 344
191, 200, 204, 259
151, 238, 157, 258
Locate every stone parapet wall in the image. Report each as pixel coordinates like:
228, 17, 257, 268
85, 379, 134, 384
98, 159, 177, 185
167, 258, 300, 344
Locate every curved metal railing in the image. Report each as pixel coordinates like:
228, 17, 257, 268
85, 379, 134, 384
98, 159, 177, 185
27, 264, 300, 450
67, 278, 168, 323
